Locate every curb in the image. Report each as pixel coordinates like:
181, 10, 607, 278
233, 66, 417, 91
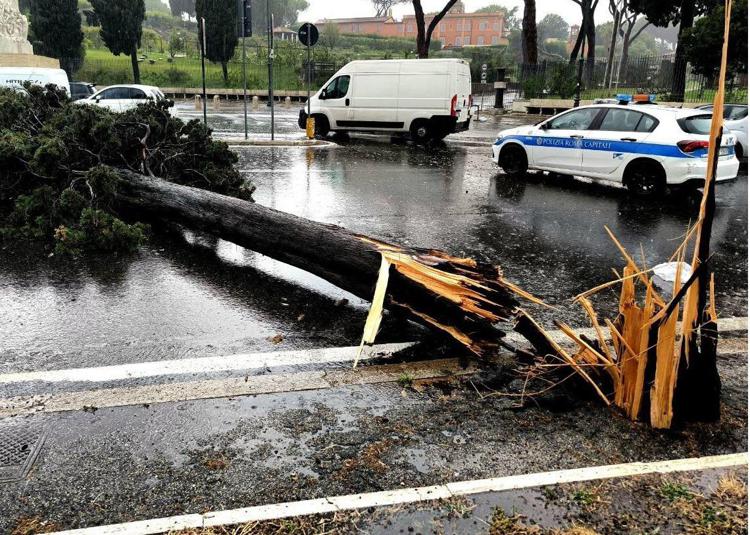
226, 138, 335, 148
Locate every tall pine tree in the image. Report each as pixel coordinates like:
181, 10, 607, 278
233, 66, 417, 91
195, 0, 238, 83
29, 0, 85, 77
91, 0, 146, 84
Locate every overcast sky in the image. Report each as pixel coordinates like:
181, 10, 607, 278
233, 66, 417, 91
298, 1, 615, 26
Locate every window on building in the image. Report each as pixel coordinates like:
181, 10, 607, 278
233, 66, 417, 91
407, 24, 412, 32
492, 35, 498, 44
455, 36, 461, 46
477, 36, 484, 45
463, 35, 469, 45
493, 22, 499, 30
479, 22, 487, 30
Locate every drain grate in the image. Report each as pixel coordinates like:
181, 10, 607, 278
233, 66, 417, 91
0, 420, 47, 483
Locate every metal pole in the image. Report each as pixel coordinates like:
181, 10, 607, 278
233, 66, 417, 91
307, 31, 311, 119
267, 1, 274, 140
242, 2, 248, 140
200, 17, 207, 126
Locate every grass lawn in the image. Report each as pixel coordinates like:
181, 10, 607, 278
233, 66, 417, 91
78, 48, 307, 90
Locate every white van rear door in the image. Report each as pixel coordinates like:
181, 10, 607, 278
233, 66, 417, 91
397, 63, 449, 127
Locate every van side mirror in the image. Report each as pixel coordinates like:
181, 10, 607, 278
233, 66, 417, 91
320, 89, 327, 100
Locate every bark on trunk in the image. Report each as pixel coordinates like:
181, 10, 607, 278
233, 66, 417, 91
522, 0, 538, 65
222, 61, 229, 83
130, 46, 141, 84
113, 170, 522, 358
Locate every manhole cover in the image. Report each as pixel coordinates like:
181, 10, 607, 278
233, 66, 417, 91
0, 420, 47, 483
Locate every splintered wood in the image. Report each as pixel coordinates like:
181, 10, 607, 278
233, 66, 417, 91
355, 236, 545, 359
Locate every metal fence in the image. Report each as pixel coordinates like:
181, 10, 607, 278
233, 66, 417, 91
70, 40, 342, 91
507, 53, 748, 104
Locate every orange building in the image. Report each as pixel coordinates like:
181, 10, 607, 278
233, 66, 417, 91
319, 6, 508, 48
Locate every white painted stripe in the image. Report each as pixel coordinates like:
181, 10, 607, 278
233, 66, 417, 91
0, 358, 475, 418
51, 452, 748, 535
505, 315, 747, 346
0, 343, 413, 385
2, 316, 744, 386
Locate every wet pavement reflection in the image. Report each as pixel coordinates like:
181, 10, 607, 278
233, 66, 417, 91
1, 111, 746, 373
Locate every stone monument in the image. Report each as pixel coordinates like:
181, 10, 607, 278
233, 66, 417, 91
0, 0, 59, 67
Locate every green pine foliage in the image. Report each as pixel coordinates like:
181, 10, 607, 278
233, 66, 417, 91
0, 85, 250, 254
91, 0, 146, 82
195, 0, 239, 82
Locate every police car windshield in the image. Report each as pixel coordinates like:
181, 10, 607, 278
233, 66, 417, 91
678, 114, 713, 135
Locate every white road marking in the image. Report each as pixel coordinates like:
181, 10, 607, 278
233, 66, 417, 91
505, 315, 747, 346
1, 316, 744, 386
0, 358, 475, 417
0, 343, 413, 385
50, 452, 748, 535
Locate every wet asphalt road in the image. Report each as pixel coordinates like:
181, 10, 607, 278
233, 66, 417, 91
0, 105, 747, 533
1, 106, 746, 373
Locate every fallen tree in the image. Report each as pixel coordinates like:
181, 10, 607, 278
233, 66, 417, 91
114, 168, 536, 358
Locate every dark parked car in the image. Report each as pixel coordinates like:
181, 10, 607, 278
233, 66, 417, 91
70, 81, 96, 101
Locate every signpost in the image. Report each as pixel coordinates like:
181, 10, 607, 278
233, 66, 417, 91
200, 17, 207, 126
298, 22, 319, 139
241, 0, 252, 139
267, 0, 274, 140
480, 63, 487, 111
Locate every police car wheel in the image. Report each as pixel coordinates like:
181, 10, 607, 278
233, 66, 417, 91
625, 160, 665, 197
499, 145, 528, 177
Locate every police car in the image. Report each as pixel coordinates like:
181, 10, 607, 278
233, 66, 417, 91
492, 100, 740, 196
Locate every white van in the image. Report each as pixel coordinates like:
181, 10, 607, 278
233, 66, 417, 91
299, 59, 473, 141
0, 67, 70, 96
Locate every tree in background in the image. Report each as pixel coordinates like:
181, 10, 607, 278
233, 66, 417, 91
537, 13, 569, 41
411, 0, 458, 58
170, 0, 195, 17
521, 0, 537, 64
28, 0, 85, 76
168, 30, 186, 58
251, 0, 309, 36
91, 0, 145, 83
372, 0, 407, 17
568, 0, 599, 83
195, 0, 238, 84
627, 0, 713, 100
684, 0, 747, 81
320, 22, 341, 51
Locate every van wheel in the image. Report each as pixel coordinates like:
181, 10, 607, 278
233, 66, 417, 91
624, 160, 666, 197
499, 144, 528, 177
314, 115, 330, 138
410, 120, 432, 143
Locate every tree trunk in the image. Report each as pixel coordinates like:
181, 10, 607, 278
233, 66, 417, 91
113, 170, 523, 358
671, 0, 694, 101
569, 25, 584, 64
584, 11, 596, 84
522, 0, 538, 65
618, 23, 633, 86
604, 6, 621, 86
222, 61, 229, 83
130, 46, 141, 84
